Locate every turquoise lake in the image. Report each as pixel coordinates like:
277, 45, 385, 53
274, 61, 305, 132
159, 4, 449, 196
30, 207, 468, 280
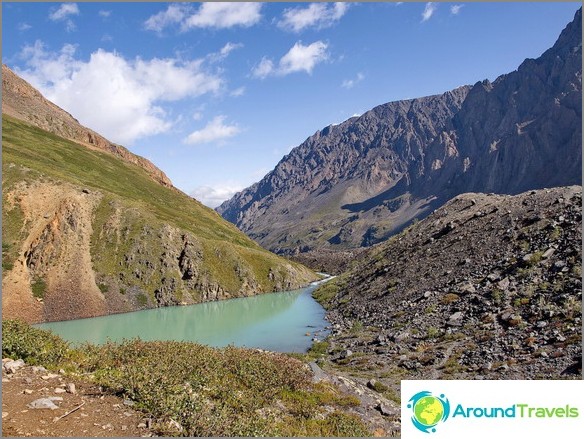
35, 280, 331, 353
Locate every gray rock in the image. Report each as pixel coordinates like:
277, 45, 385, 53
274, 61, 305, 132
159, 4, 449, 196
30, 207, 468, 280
3, 359, 25, 373
542, 248, 556, 259
66, 383, 76, 394
497, 278, 510, 290
449, 311, 463, 321
340, 349, 353, 359
27, 397, 63, 410
458, 283, 476, 294
376, 403, 396, 416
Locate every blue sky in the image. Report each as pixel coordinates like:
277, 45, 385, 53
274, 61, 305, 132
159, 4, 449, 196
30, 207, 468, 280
2, 2, 581, 207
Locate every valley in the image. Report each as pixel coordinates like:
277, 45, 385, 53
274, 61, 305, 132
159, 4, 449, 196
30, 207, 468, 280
2, 4, 582, 438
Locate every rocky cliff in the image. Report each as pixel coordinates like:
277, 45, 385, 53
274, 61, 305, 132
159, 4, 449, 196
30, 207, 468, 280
218, 8, 582, 254
2, 72, 317, 324
314, 186, 581, 382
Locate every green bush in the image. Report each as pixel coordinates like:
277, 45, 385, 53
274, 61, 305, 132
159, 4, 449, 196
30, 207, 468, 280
31, 278, 47, 298
1, 319, 71, 367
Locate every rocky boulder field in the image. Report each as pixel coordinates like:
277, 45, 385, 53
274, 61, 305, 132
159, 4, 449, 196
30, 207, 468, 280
311, 186, 581, 418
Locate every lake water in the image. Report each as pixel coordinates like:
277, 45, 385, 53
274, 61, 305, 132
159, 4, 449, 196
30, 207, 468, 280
35, 279, 332, 353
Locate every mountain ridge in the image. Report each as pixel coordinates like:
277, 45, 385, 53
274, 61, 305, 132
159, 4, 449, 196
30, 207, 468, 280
218, 8, 582, 254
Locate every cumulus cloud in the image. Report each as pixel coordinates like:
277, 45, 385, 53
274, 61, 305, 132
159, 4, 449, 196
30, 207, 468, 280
99, 10, 112, 18
145, 3, 262, 33
184, 116, 241, 145
278, 3, 349, 32
17, 40, 222, 144
18, 22, 32, 31
49, 3, 79, 32
190, 184, 244, 208
450, 4, 464, 15
252, 41, 329, 79
421, 2, 438, 22
341, 72, 364, 89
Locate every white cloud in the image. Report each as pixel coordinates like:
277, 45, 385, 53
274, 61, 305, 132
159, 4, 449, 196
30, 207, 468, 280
17, 40, 223, 144
252, 57, 275, 79
450, 4, 464, 15
341, 72, 364, 89
278, 3, 349, 32
144, 3, 186, 32
49, 3, 79, 21
191, 183, 245, 208
208, 42, 243, 63
230, 86, 246, 97
99, 10, 111, 18
184, 116, 241, 145
421, 2, 438, 22
145, 3, 262, 33
182, 2, 262, 30
279, 41, 329, 75
48, 3, 79, 31
192, 112, 203, 121
18, 22, 32, 31
253, 41, 329, 79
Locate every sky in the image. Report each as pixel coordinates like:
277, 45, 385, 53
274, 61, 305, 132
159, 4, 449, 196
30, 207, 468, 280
2, 2, 581, 207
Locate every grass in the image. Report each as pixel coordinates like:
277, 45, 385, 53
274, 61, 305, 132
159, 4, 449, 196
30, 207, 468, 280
312, 280, 341, 309
31, 278, 47, 299
2, 320, 369, 437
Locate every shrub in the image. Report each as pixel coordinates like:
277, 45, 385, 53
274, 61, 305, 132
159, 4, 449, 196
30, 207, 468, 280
1, 319, 71, 367
31, 278, 47, 299
442, 293, 460, 304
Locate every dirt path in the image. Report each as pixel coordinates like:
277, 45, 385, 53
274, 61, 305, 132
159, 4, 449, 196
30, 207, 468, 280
2, 361, 154, 437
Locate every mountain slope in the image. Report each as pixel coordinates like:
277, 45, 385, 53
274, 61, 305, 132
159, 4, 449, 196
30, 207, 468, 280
314, 186, 582, 381
218, 8, 582, 254
2, 74, 316, 324
2, 64, 172, 188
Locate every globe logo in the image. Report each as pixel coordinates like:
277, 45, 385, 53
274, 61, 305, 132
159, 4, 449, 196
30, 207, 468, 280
407, 391, 450, 433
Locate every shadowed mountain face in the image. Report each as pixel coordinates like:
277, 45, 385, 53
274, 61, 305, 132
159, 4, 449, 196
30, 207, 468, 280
218, 8, 582, 254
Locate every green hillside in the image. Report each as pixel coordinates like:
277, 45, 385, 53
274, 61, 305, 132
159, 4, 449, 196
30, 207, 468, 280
2, 114, 316, 322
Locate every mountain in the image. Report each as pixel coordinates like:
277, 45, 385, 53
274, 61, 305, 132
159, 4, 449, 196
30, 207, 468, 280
314, 186, 582, 381
218, 8, 582, 254
1, 68, 317, 324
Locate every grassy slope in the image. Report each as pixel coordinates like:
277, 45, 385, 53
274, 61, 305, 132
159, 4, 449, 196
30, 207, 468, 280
2, 114, 315, 305
3, 114, 259, 246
